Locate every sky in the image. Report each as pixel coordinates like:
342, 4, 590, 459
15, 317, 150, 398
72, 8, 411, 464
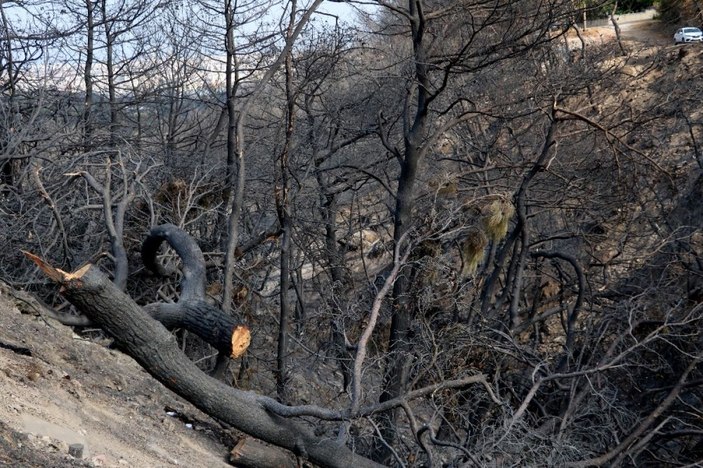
315, 0, 379, 26
3, 0, 380, 43
2, 0, 381, 92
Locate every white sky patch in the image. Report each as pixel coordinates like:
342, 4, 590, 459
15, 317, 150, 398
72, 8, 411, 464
2, 0, 381, 93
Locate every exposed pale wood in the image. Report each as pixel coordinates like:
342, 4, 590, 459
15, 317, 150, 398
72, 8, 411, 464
230, 326, 250, 359
143, 301, 250, 358
22, 251, 66, 282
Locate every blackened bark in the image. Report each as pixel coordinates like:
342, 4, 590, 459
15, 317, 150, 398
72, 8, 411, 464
27, 258, 380, 468
610, 2, 627, 56
531, 250, 585, 371
221, 0, 324, 317
480, 118, 557, 316
142, 224, 206, 302
274, 3, 298, 401
83, 0, 94, 146
100, 0, 118, 146
375, 0, 429, 459
230, 438, 296, 468
221, 0, 241, 315
144, 301, 249, 358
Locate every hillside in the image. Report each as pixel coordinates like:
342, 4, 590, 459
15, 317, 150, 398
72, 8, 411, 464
0, 282, 233, 468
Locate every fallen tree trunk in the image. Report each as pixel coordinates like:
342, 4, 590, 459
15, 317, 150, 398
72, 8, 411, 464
25, 253, 381, 468
230, 438, 296, 468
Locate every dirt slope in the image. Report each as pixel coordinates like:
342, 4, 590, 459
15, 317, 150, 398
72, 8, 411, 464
0, 286, 233, 468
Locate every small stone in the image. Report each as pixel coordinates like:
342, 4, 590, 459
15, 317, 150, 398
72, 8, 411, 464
118, 459, 129, 465
68, 443, 84, 459
161, 418, 175, 431
50, 440, 69, 453
90, 454, 106, 466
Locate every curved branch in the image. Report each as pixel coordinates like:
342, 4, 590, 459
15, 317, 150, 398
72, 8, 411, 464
68, 156, 141, 291
141, 224, 206, 302
554, 105, 671, 179
31, 162, 72, 268
566, 356, 701, 468
531, 250, 585, 357
480, 116, 557, 315
260, 373, 500, 420
351, 232, 411, 416
141, 224, 248, 359
0, 280, 93, 326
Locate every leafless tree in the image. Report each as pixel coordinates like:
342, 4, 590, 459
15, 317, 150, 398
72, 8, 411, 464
4, 0, 703, 465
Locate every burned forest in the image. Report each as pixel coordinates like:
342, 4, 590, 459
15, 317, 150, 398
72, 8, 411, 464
1, 0, 702, 466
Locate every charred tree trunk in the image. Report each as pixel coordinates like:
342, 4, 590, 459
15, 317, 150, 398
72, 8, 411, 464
480, 117, 557, 316
143, 301, 250, 359
221, 0, 324, 319
230, 438, 296, 468
375, 0, 429, 460
274, 0, 298, 402
100, 0, 118, 147
25, 252, 380, 468
610, 2, 627, 56
221, 0, 242, 315
83, 0, 94, 147
141, 224, 207, 301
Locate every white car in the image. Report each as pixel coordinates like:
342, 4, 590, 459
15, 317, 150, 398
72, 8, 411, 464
674, 27, 703, 44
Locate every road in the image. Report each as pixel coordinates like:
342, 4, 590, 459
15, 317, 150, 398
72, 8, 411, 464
617, 19, 672, 46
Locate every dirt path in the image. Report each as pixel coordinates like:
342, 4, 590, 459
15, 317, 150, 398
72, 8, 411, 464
618, 19, 672, 46
568, 18, 674, 50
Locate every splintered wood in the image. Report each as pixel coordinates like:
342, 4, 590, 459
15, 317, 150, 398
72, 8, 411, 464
23, 251, 92, 283
230, 326, 251, 359
22, 251, 66, 282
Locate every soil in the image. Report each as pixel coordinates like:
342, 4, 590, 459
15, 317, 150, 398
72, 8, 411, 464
0, 287, 235, 468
